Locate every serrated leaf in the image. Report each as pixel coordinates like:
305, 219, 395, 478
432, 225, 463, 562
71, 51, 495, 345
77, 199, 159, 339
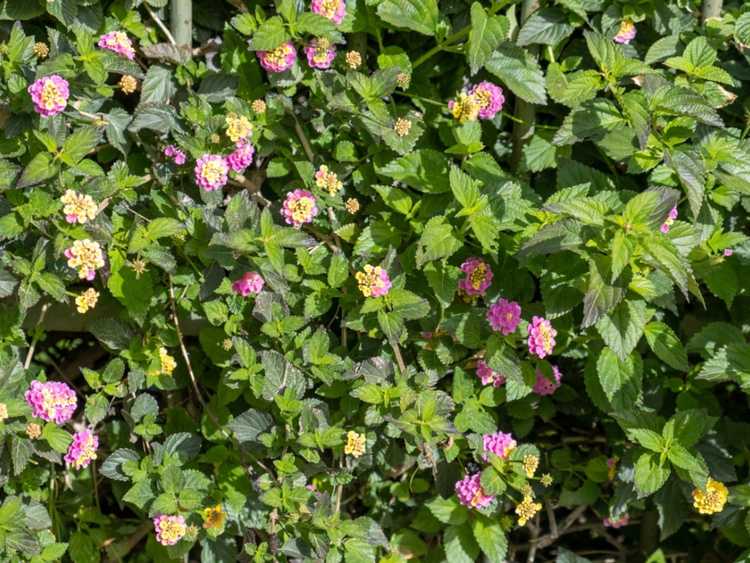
376, 0, 439, 36
596, 348, 642, 411
485, 43, 546, 104
644, 322, 688, 371
468, 3, 507, 74
517, 7, 574, 46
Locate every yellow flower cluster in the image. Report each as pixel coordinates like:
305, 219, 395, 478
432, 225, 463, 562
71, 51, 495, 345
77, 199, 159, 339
344, 431, 366, 458
315, 165, 343, 195
159, 347, 177, 376
119, 75, 138, 94
26, 422, 42, 439
251, 99, 266, 114
61, 189, 98, 224
515, 494, 542, 526
692, 478, 728, 515
345, 198, 360, 214
65, 239, 105, 280
0, 403, 7, 422
202, 504, 226, 530
346, 50, 362, 69
225, 113, 253, 143
75, 288, 99, 314
393, 118, 412, 137
450, 92, 480, 123
523, 454, 539, 478
33, 42, 49, 59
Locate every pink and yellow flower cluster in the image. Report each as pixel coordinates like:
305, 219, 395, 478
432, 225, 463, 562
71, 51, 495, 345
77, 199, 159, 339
64, 429, 99, 469
28, 75, 69, 117
97, 31, 136, 59
65, 239, 105, 281
25, 380, 77, 424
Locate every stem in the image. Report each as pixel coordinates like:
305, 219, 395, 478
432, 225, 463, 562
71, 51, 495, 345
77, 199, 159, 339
510, 0, 540, 173
391, 340, 407, 374
170, 0, 192, 50
701, 0, 722, 22
145, 4, 177, 46
292, 115, 315, 163
24, 303, 49, 369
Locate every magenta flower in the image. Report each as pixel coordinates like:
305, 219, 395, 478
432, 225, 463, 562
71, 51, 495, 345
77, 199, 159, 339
97, 31, 136, 60
164, 145, 186, 165
533, 365, 562, 396
232, 272, 264, 296
304, 38, 336, 69
482, 431, 516, 461
226, 139, 255, 173
153, 514, 187, 546
487, 298, 521, 335
194, 154, 229, 191
527, 316, 556, 359
311, 0, 346, 24
724, 248, 734, 257
27, 75, 69, 117
25, 380, 77, 424
476, 360, 505, 387
470, 81, 505, 120
603, 514, 630, 528
64, 429, 99, 470
455, 473, 494, 509
660, 206, 678, 234
257, 42, 297, 73
458, 258, 493, 297
614, 20, 636, 44
281, 189, 318, 228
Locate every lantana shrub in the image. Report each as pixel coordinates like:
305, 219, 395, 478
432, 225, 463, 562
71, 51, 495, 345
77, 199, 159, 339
0, 0, 749, 561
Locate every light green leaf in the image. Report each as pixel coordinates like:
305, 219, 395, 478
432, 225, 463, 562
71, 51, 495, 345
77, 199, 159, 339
485, 43, 547, 104
376, 0, 439, 36
468, 3, 507, 74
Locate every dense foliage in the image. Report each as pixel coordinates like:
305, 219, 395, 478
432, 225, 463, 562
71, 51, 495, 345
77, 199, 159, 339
1, 0, 750, 560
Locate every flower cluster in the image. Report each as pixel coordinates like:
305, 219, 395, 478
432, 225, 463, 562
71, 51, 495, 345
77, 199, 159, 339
533, 365, 562, 396
311, 0, 346, 24
393, 118, 412, 137
0, 403, 7, 422
258, 42, 297, 73
164, 145, 186, 165
195, 154, 229, 191
458, 258, 493, 297
603, 514, 630, 528
660, 207, 678, 234
305, 38, 337, 69
61, 190, 98, 224
614, 20, 636, 44
98, 31, 135, 59
346, 50, 362, 69
227, 139, 255, 173
515, 494, 542, 525
482, 431, 516, 460
523, 454, 539, 478
476, 360, 505, 387
64, 429, 99, 470
202, 505, 226, 530
527, 316, 556, 358
225, 113, 253, 143
449, 82, 504, 122
355, 265, 392, 297
25, 380, 77, 424
692, 478, 728, 515
119, 74, 138, 94
455, 473, 494, 509
159, 347, 177, 376
28, 75, 69, 117
75, 288, 99, 314
344, 431, 366, 457
153, 514, 187, 546
487, 298, 521, 335
232, 272, 264, 296
282, 189, 319, 228
65, 239, 105, 281
315, 165, 343, 195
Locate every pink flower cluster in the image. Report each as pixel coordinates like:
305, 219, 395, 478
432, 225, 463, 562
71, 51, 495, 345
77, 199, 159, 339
164, 145, 186, 165
455, 473, 494, 509
97, 31, 136, 60
305, 38, 336, 69
603, 514, 630, 528
153, 514, 187, 546
458, 257, 493, 297
470, 81, 505, 120
27, 75, 69, 117
660, 207, 678, 234
533, 365, 562, 396
64, 429, 99, 470
614, 20, 636, 44
487, 298, 521, 335
724, 248, 734, 257
194, 154, 229, 191
527, 316, 556, 358
227, 139, 255, 173
258, 42, 297, 73
25, 380, 77, 424
482, 431, 516, 460
232, 272, 264, 296
311, 0, 346, 24
282, 189, 318, 228
476, 360, 505, 387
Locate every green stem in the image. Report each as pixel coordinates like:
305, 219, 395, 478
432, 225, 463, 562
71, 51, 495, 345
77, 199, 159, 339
170, 0, 192, 50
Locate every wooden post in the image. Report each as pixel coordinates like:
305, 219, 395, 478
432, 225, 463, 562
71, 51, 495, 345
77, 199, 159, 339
702, 0, 722, 22
171, 0, 192, 51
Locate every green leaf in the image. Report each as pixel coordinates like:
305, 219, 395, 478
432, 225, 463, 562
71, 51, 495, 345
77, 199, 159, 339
139, 65, 176, 105
444, 524, 479, 563
668, 149, 704, 219
471, 515, 508, 561
17, 153, 57, 188
485, 43, 547, 104
634, 452, 670, 497
229, 408, 274, 443
296, 13, 337, 36
377, 149, 450, 193
627, 429, 665, 453
516, 8, 574, 46
42, 423, 72, 454
252, 16, 289, 50
423, 262, 460, 309
596, 348, 642, 411
59, 127, 101, 166
425, 496, 468, 525
99, 448, 140, 481
468, 3, 507, 74
122, 480, 154, 510
416, 216, 462, 268
595, 300, 652, 361
644, 322, 688, 372
645, 35, 681, 65
667, 444, 708, 486
376, 0, 439, 36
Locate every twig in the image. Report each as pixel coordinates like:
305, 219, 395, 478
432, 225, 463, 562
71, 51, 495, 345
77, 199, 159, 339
546, 499, 558, 540
390, 340, 407, 375
24, 303, 49, 369
292, 115, 315, 163
144, 4, 177, 46
527, 512, 542, 563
